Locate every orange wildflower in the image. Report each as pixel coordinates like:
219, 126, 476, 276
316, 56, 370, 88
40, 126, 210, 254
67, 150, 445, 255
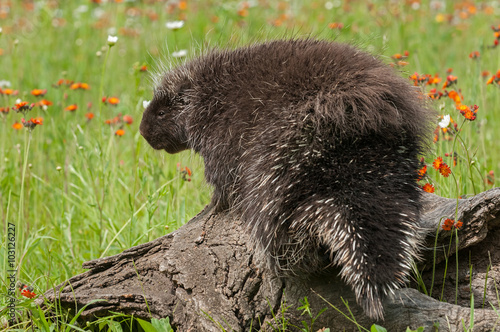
31, 89, 47, 97
422, 183, 435, 193
13, 101, 34, 114
178, 0, 187, 10
85, 112, 94, 120
108, 97, 120, 105
14, 101, 28, 110
469, 51, 480, 59
328, 22, 344, 30
55, 79, 73, 87
19, 285, 36, 299
427, 74, 441, 85
438, 163, 451, 177
392, 61, 409, 67
115, 129, 125, 136
30, 117, 43, 125
1, 88, 18, 95
442, 218, 463, 230
21, 117, 43, 130
447, 90, 461, 104
238, 8, 248, 17
391, 50, 409, 60
442, 218, 454, 231
65, 104, 78, 112
445, 152, 458, 167
39, 99, 53, 106
417, 164, 427, 181
272, 18, 283, 27
432, 157, 443, 170
123, 115, 133, 124
486, 170, 495, 185
12, 122, 23, 130
409, 73, 426, 86
181, 167, 192, 181
486, 70, 500, 85
442, 75, 457, 89
70, 82, 90, 90
177, 163, 193, 181
457, 104, 478, 121
427, 88, 443, 100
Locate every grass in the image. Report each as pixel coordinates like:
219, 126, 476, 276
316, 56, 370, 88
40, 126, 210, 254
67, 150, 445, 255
1, 0, 500, 330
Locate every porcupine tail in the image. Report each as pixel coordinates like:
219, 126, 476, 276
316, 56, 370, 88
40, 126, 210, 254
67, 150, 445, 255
286, 132, 424, 320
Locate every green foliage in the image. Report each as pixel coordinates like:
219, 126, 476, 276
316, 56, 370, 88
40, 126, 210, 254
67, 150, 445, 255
371, 324, 387, 332
265, 291, 292, 332
406, 327, 425, 332
296, 296, 327, 332
137, 317, 174, 332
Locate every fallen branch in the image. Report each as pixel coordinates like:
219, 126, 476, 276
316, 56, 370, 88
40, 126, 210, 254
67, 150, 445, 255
39, 188, 500, 331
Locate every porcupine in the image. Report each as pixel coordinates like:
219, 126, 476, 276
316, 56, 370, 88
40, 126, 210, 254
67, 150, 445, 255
139, 39, 433, 320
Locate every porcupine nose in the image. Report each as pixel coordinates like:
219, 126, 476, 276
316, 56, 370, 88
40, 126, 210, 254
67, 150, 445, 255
139, 116, 146, 138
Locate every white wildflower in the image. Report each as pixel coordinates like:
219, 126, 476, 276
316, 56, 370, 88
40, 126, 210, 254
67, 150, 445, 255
107, 35, 118, 46
143, 100, 151, 109
438, 114, 450, 128
0, 80, 11, 88
166, 21, 184, 30
172, 49, 187, 58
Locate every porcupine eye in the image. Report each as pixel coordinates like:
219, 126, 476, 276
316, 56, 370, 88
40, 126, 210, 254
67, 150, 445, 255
157, 110, 166, 118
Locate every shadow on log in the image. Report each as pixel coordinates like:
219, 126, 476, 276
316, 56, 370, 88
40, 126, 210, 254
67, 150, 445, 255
38, 188, 500, 331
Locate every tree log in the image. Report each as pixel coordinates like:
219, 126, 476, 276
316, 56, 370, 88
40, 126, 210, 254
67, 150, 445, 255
38, 188, 500, 331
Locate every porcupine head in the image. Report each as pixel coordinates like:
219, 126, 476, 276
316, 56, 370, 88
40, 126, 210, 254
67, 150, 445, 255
140, 39, 434, 321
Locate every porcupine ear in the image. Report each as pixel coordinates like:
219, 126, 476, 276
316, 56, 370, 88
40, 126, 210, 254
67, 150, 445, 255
175, 77, 192, 104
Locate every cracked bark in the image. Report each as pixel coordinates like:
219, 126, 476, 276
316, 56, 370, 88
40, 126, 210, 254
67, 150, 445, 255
38, 188, 500, 331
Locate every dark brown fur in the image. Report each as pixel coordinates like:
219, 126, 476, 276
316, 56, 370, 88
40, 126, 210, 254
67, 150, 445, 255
140, 39, 434, 320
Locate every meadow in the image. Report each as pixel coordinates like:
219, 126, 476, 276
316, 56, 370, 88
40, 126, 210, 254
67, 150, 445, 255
1, 0, 500, 330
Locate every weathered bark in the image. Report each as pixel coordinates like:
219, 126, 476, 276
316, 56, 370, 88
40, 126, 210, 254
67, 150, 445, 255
38, 188, 500, 331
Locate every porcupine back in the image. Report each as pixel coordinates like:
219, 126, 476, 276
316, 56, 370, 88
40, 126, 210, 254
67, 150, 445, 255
156, 39, 433, 320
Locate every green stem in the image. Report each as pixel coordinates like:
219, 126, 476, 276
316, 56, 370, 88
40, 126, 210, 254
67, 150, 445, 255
97, 45, 112, 251
98, 46, 111, 140
455, 227, 459, 305
17, 129, 32, 276
440, 233, 454, 301
429, 217, 445, 297
454, 127, 477, 195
